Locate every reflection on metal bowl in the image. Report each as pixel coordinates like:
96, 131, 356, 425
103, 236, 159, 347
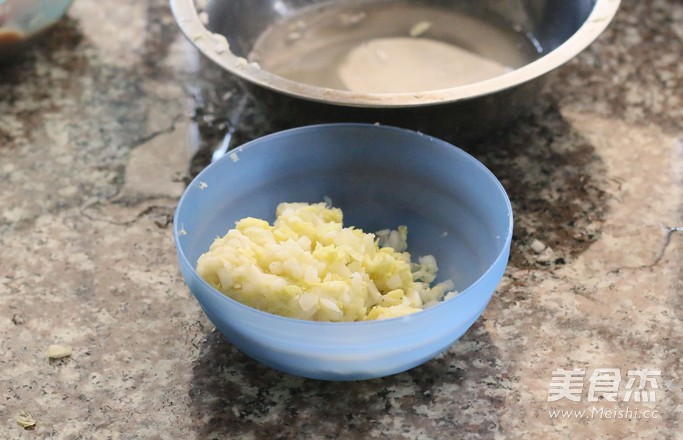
171, 0, 620, 141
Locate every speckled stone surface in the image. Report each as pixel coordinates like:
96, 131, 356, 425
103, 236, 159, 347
1, 0, 681, 439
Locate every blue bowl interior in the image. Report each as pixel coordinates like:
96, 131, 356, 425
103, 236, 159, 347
174, 123, 512, 379
177, 124, 511, 291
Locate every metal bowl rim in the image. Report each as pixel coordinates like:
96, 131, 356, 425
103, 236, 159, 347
170, 0, 620, 108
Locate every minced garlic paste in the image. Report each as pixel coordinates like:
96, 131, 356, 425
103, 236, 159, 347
196, 202, 456, 321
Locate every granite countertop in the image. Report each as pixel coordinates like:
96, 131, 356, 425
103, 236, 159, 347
1, 0, 681, 438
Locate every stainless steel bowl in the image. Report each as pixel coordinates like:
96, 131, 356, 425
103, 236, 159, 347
171, 0, 620, 141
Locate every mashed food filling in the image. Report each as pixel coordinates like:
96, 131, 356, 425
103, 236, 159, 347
196, 202, 457, 321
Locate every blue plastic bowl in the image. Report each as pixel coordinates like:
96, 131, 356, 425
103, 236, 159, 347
0, 0, 75, 62
174, 123, 512, 380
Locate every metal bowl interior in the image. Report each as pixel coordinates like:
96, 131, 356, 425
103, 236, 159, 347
171, 0, 620, 108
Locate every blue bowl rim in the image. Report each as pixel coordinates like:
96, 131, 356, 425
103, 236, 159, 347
173, 122, 513, 327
